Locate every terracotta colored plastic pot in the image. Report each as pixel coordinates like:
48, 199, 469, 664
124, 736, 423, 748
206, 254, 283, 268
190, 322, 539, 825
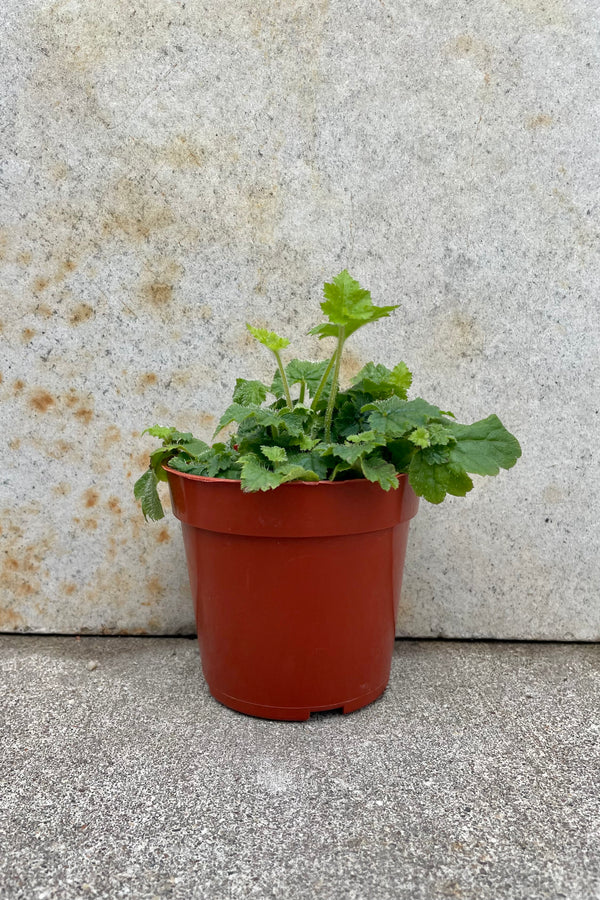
165, 468, 419, 721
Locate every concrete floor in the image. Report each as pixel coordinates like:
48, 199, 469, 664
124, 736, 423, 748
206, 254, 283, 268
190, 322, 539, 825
1, 637, 599, 900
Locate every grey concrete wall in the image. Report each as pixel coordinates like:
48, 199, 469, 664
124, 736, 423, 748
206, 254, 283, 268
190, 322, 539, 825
1, 0, 598, 638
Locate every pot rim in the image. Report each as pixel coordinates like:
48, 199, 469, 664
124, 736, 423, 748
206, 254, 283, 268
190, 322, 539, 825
163, 464, 406, 487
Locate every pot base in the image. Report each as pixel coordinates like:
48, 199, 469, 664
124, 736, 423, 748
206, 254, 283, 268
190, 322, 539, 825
208, 682, 388, 721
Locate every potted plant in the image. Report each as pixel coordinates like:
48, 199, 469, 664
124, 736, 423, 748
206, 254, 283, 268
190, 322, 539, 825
135, 271, 521, 721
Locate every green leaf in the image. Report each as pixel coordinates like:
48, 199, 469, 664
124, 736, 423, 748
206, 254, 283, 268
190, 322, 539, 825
346, 430, 386, 444
426, 423, 454, 447
133, 469, 165, 521
289, 433, 320, 451
246, 324, 290, 353
167, 456, 207, 475
331, 393, 371, 438
309, 306, 397, 340
323, 441, 377, 466
446, 415, 522, 476
388, 362, 413, 397
239, 454, 284, 492
168, 430, 195, 443
278, 464, 320, 484
321, 270, 373, 324
422, 446, 451, 466
215, 403, 281, 434
148, 446, 176, 481
408, 453, 473, 504
386, 439, 416, 473
142, 425, 176, 441
363, 396, 446, 437
360, 454, 399, 491
270, 359, 330, 398
351, 362, 413, 400
205, 444, 239, 477
279, 405, 314, 437
309, 270, 399, 340
261, 445, 287, 464
408, 427, 431, 449
285, 449, 330, 480
232, 378, 268, 406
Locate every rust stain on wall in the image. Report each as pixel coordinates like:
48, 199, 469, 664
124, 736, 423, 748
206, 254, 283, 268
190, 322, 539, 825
446, 34, 493, 70
161, 135, 207, 169
138, 373, 158, 391
29, 389, 55, 413
0, 606, 26, 631
1, 519, 55, 604
107, 496, 122, 516
339, 348, 365, 383
434, 311, 485, 361
74, 406, 94, 425
69, 302, 94, 325
101, 426, 122, 450
83, 488, 99, 508
33, 276, 50, 293
146, 576, 163, 599
527, 113, 553, 129
137, 259, 183, 314
101, 177, 177, 243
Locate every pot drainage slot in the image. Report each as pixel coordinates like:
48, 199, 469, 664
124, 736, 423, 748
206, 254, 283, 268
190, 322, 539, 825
309, 707, 344, 719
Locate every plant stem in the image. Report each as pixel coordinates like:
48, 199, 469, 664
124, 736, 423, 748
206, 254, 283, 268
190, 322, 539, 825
274, 351, 293, 410
324, 327, 345, 443
298, 381, 306, 404
310, 354, 337, 410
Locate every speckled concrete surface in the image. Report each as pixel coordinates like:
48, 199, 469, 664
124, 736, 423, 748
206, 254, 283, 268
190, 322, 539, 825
1, 637, 599, 899
1, 1, 599, 636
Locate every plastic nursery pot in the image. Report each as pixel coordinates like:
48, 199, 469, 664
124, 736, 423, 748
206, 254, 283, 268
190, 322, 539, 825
165, 467, 419, 722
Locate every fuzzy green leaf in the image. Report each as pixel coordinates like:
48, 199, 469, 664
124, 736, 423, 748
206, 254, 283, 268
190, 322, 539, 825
446, 415, 522, 476
386, 439, 416, 473
309, 306, 398, 340
351, 362, 413, 400
289, 433, 320, 451
239, 455, 283, 492
168, 430, 195, 443
232, 378, 268, 406
133, 469, 165, 521
215, 403, 281, 434
346, 430, 386, 445
363, 396, 446, 437
408, 453, 473, 504
426, 423, 454, 447
388, 362, 413, 397
321, 270, 373, 324
142, 425, 176, 441
408, 427, 431, 449
323, 441, 377, 466
261, 445, 287, 463
309, 270, 398, 339
246, 324, 290, 353
271, 359, 330, 399
278, 464, 320, 484
167, 456, 207, 475
360, 455, 399, 491
279, 406, 314, 437
285, 450, 330, 480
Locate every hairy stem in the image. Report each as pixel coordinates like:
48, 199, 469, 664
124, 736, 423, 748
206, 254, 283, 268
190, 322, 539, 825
324, 327, 345, 443
310, 354, 337, 410
274, 351, 293, 410
298, 381, 306, 405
